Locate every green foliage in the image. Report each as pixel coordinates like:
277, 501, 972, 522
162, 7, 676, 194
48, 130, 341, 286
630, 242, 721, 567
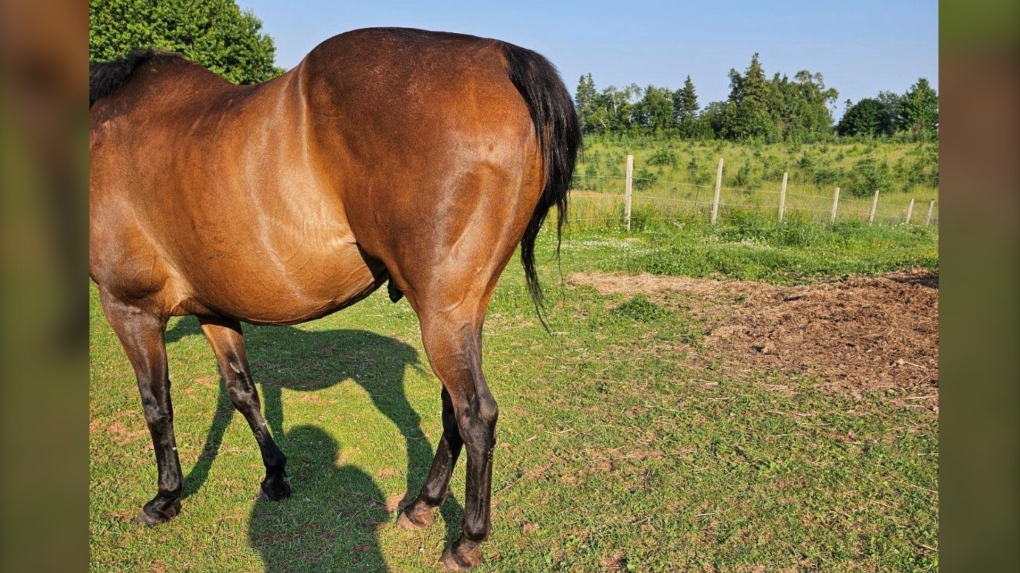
723, 56, 837, 142
898, 78, 939, 137
673, 75, 700, 127
685, 154, 712, 185
774, 71, 839, 140
722, 54, 778, 140
846, 157, 893, 197
634, 85, 676, 130
875, 91, 904, 134
837, 98, 887, 137
574, 73, 600, 134
572, 59, 932, 144
633, 165, 658, 190
89, 0, 283, 84
700, 101, 729, 138
647, 145, 679, 167
732, 162, 760, 189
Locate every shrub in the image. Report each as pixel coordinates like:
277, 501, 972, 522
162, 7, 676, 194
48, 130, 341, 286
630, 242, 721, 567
647, 146, 679, 167
846, 157, 893, 197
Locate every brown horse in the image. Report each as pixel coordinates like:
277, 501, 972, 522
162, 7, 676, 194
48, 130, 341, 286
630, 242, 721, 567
89, 27, 579, 570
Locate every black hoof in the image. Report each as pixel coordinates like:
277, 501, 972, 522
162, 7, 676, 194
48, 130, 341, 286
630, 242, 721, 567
396, 502, 435, 530
439, 539, 483, 571
260, 475, 291, 501
134, 501, 180, 526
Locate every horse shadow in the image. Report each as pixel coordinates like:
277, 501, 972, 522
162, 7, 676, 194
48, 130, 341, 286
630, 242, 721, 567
165, 318, 465, 570
249, 424, 388, 571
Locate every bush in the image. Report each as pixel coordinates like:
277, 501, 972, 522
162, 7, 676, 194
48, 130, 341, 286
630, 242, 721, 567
846, 157, 893, 197
732, 163, 761, 189
633, 166, 658, 190
647, 146, 679, 167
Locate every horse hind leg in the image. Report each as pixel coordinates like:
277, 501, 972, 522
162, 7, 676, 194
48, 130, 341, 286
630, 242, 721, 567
99, 291, 183, 525
397, 387, 462, 530
198, 316, 291, 500
412, 312, 497, 570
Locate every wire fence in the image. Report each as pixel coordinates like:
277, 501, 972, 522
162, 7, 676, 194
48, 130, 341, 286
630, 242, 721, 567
569, 156, 939, 232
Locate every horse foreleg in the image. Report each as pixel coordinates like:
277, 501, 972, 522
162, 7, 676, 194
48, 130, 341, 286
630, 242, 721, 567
198, 316, 290, 501
397, 387, 462, 529
99, 291, 183, 525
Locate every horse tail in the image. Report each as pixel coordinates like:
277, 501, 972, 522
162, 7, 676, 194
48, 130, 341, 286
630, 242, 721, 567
89, 50, 172, 108
502, 42, 582, 312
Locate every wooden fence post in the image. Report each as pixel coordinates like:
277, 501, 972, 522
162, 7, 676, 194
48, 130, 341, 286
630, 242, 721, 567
711, 157, 723, 225
624, 154, 633, 231
830, 187, 841, 223
778, 172, 788, 222
868, 189, 880, 225
925, 200, 935, 226
905, 198, 915, 224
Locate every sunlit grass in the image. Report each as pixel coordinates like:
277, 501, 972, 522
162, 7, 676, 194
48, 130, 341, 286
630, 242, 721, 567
90, 226, 938, 572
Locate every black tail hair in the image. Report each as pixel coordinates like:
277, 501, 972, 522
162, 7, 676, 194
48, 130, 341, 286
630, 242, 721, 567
89, 50, 177, 108
502, 43, 582, 316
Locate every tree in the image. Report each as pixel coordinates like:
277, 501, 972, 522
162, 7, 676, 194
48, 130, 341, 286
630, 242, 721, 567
636, 85, 675, 131
90, 0, 283, 84
875, 91, 903, 135
837, 98, 885, 137
771, 70, 838, 140
700, 101, 729, 139
898, 78, 938, 136
592, 83, 642, 131
673, 75, 700, 128
722, 53, 778, 140
574, 73, 599, 133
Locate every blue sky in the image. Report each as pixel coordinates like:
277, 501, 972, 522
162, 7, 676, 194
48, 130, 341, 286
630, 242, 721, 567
236, 0, 937, 116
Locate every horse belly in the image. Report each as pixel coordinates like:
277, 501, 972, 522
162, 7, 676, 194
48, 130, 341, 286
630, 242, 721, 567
178, 234, 386, 325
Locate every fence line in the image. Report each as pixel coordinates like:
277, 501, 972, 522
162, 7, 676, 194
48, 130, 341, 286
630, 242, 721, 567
572, 154, 938, 231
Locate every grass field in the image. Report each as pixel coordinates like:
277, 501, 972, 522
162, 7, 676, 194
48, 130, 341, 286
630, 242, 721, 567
89, 219, 938, 572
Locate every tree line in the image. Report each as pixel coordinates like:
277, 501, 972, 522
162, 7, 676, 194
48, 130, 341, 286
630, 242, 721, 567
90, 1, 938, 142
575, 54, 938, 141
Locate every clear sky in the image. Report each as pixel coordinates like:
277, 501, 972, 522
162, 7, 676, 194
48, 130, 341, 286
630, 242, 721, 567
235, 0, 938, 116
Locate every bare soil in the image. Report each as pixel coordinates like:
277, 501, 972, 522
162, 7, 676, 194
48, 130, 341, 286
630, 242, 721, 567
569, 270, 939, 405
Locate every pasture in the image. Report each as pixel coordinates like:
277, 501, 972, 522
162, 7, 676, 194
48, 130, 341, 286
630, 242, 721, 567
570, 137, 939, 232
90, 218, 938, 572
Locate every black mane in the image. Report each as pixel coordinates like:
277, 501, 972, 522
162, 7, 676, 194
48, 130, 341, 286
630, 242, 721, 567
89, 50, 181, 108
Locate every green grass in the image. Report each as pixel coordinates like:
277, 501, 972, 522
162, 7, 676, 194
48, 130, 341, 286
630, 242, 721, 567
561, 209, 938, 284
90, 226, 938, 572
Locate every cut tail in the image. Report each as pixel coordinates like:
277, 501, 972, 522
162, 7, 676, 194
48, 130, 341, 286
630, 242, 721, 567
502, 42, 582, 314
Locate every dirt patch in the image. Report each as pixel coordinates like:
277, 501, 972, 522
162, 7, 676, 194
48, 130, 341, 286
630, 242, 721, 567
570, 270, 939, 402
105, 419, 148, 446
